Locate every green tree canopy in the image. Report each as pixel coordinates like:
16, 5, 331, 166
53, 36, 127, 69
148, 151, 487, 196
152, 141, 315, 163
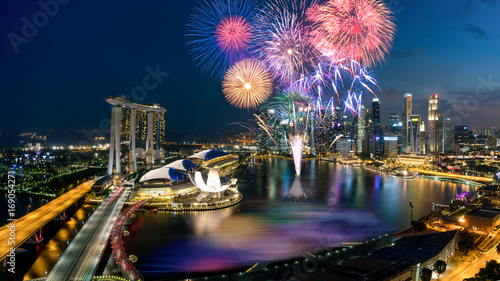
420, 268, 432, 281
433, 259, 447, 279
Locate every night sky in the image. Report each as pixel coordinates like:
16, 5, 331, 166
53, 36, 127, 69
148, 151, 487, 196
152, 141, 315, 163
1, 0, 499, 138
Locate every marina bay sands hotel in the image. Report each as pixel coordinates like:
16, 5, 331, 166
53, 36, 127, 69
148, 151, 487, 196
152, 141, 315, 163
106, 97, 166, 175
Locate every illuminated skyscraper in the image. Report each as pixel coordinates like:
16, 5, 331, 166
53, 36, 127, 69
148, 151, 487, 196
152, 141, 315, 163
409, 115, 421, 154
402, 93, 412, 153
428, 94, 439, 153
420, 121, 427, 155
388, 112, 401, 135
372, 98, 380, 125
356, 106, 368, 154
436, 114, 444, 153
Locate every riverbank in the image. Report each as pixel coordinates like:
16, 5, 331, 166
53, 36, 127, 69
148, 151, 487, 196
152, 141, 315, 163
86, 189, 243, 212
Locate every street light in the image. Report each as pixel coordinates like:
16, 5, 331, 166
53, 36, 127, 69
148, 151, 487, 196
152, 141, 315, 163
27, 205, 31, 214
409, 200, 413, 228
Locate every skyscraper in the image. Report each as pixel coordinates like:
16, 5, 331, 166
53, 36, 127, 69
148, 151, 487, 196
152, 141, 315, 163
436, 114, 444, 153
444, 118, 452, 152
372, 98, 380, 125
388, 112, 401, 135
420, 121, 427, 155
402, 93, 412, 153
356, 106, 368, 154
428, 94, 439, 154
409, 114, 421, 154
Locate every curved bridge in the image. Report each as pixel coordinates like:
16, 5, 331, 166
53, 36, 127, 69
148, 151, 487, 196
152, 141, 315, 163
410, 168, 492, 185
423, 176, 484, 186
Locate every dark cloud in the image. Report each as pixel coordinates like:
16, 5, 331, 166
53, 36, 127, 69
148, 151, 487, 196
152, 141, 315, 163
458, 24, 490, 39
391, 50, 416, 59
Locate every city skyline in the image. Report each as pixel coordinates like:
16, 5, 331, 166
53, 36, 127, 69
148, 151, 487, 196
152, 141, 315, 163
1, 0, 499, 136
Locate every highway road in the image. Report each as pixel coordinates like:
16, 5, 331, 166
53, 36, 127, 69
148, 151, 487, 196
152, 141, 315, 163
441, 245, 500, 280
0, 180, 95, 261
46, 186, 130, 281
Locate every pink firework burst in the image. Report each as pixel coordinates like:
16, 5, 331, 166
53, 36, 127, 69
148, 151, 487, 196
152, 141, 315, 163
215, 15, 253, 53
307, 0, 396, 67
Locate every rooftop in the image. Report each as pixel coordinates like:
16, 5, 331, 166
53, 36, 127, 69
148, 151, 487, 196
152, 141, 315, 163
368, 230, 457, 264
465, 208, 500, 219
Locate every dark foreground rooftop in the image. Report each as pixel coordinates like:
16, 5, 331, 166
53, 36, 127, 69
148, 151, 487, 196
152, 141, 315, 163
368, 230, 457, 264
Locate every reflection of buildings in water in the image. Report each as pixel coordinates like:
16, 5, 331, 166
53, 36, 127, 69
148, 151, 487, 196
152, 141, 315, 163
184, 206, 236, 236
284, 176, 307, 200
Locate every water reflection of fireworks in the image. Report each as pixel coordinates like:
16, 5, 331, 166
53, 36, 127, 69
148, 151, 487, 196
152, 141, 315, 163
284, 176, 307, 201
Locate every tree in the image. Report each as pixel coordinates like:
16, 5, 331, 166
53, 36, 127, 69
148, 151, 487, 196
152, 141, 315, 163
458, 230, 475, 255
433, 260, 447, 279
412, 220, 427, 233
475, 260, 500, 280
420, 268, 432, 281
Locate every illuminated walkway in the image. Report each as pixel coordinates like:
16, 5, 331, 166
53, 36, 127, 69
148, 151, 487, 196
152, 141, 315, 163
410, 168, 493, 183
0, 180, 95, 262
46, 186, 130, 281
110, 199, 147, 281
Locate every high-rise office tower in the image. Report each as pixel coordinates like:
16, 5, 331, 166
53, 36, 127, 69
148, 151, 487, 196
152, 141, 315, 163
454, 126, 473, 146
420, 121, 427, 155
409, 114, 421, 154
371, 98, 382, 157
428, 94, 439, 153
357, 106, 368, 154
444, 118, 452, 152
388, 112, 399, 126
402, 93, 413, 153
436, 114, 444, 153
388, 112, 401, 135
372, 98, 380, 125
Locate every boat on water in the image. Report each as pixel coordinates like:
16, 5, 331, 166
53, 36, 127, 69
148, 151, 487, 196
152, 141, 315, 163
151, 208, 158, 214
402, 171, 417, 179
351, 163, 362, 167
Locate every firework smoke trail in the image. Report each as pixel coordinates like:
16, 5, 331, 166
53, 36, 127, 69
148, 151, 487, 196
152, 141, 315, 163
253, 113, 278, 145
290, 135, 304, 176
306, 0, 396, 67
186, 0, 262, 78
222, 58, 273, 109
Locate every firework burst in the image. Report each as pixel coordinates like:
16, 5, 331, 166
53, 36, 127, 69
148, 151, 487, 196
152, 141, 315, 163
187, 0, 262, 78
307, 0, 396, 67
257, 12, 319, 85
222, 59, 273, 109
